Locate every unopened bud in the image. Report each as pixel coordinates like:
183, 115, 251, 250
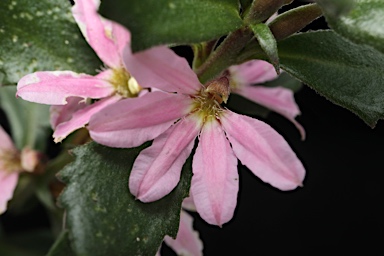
245, 0, 293, 24
269, 3, 323, 41
205, 77, 231, 104
20, 147, 41, 173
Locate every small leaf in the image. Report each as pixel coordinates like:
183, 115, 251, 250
278, 30, 384, 127
99, 0, 243, 52
250, 23, 280, 74
0, 0, 101, 85
316, 0, 384, 54
59, 142, 192, 256
0, 86, 50, 150
46, 231, 75, 256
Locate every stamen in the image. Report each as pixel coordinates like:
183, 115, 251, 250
110, 68, 142, 98
191, 76, 230, 123
0, 149, 22, 173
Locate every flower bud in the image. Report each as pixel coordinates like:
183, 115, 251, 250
20, 147, 42, 173
205, 77, 231, 104
245, 0, 293, 24
269, 3, 323, 41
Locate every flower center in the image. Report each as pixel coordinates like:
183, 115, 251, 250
0, 149, 22, 173
110, 68, 142, 98
191, 77, 230, 122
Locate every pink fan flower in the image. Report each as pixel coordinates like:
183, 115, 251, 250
16, 0, 162, 142
228, 60, 305, 139
0, 126, 39, 214
157, 197, 203, 256
88, 48, 305, 226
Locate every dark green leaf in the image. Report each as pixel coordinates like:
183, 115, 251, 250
59, 142, 192, 256
0, 0, 101, 85
0, 86, 50, 150
278, 30, 384, 127
100, 0, 243, 52
250, 23, 279, 74
316, 0, 384, 54
315, 0, 354, 17
46, 231, 75, 256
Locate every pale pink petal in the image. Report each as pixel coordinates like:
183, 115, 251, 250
229, 60, 277, 85
182, 195, 196, 212
50, 97, 88, 129
17, 71, 114, 105
164, 211, 203, 256
111, 22, 131, 57
191, 119, 239, 226
0, 172, 19, 214
221, 110, 305, 191
0, 126, 16, 152
129, 116, 201, 202
236, 86, 305, 139
89, 91, 193, 148
123, 46, 201, 94
20, 148, 39, 172
53, 95, 121, 143
72, 0, 130, 68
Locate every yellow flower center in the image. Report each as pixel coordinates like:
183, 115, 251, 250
110, 68, 142, 98
191, 77, 230, 122
0, 149, 22, 174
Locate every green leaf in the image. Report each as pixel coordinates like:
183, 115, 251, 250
58, 142, 192, 256
250, 23, 279, 74
100, 0, 243, 52
315, 0, 354, 17
278, 30, 384, 127
46, 231, 75, 256
0, 86, 50, 150
316, 0, 384, 54
0, 0, 101, 85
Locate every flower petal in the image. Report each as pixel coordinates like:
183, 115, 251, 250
71, 0, 130, 68
191, 119, 239, 226
129, 116, 201, 202
236, 86, 305, 139
229, 60, 277, 85
124, 46, 201, 94
221, 110, 305, 191
0, 172, 18, 214
0, 126, 16, 152
53, 95, 121, 143
164, 210, 203, 256
17, 71, 114, 105
182, 195, 196, 212
89, 91, 193, 148
50, 97, 88, 129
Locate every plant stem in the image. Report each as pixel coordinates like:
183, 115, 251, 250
196, 27, 254, 84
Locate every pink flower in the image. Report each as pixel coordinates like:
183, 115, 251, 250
158, 197, 203, 256
16, 0, 171, 142
228, 60, 305, 139
88, 48, 306, 226
0, 126, 39, 214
